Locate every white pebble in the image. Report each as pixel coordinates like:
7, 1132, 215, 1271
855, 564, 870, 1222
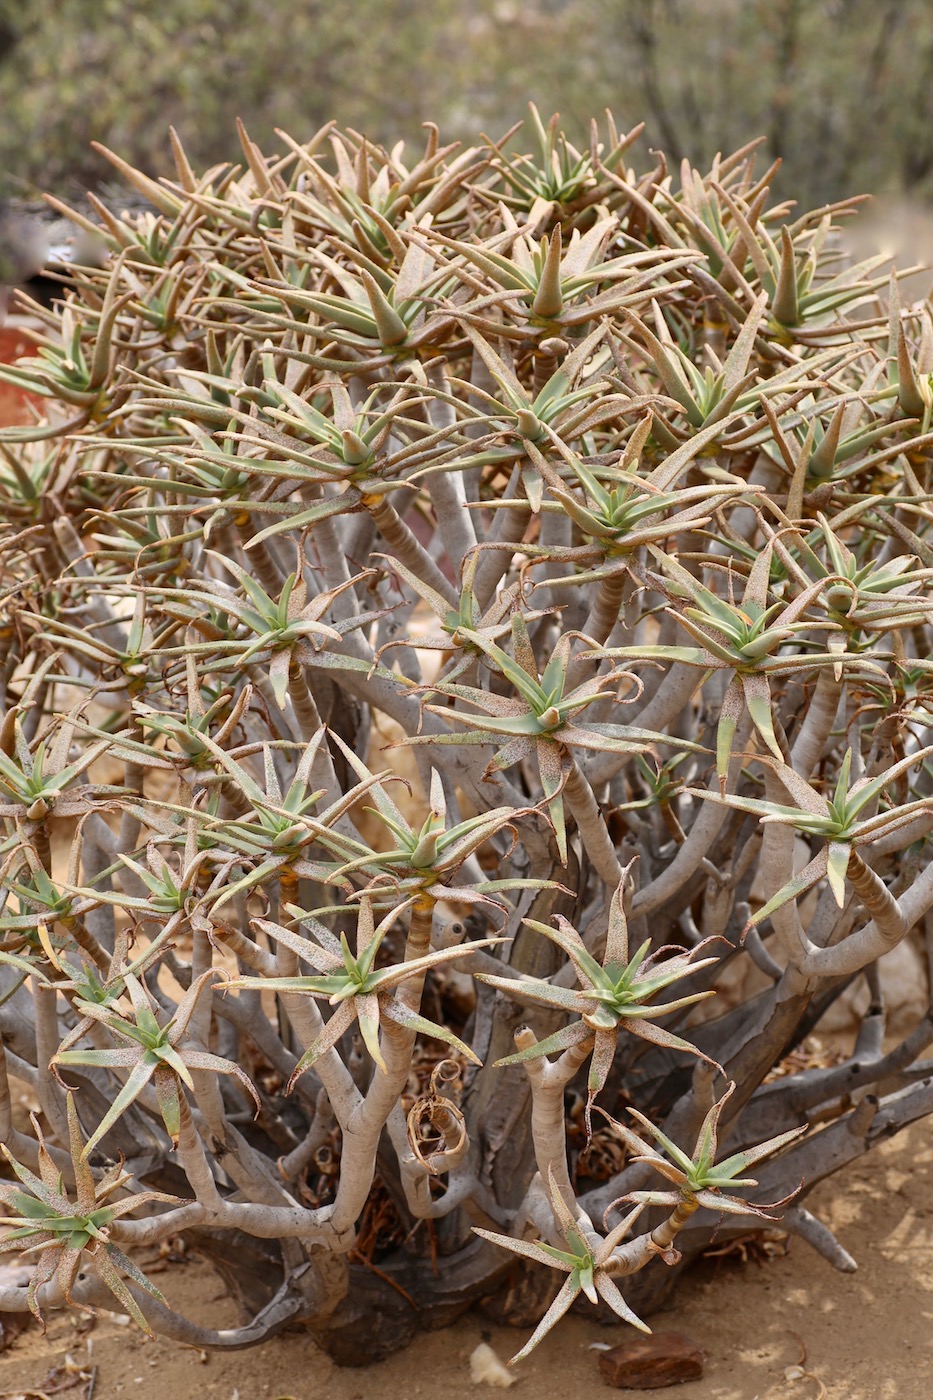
470, 1342, 516, 1388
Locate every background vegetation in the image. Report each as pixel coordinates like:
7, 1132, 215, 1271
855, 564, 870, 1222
1, 0, 932, 208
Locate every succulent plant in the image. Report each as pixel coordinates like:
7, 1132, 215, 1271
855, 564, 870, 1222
0, 108, 931, 1368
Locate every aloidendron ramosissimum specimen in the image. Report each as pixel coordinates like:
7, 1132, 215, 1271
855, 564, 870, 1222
1, 107, 932, 1364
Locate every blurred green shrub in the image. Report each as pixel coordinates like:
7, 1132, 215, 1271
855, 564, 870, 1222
1, 0, 932, 208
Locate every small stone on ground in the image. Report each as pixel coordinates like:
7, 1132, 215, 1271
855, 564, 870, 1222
598, 1332, 704, 1389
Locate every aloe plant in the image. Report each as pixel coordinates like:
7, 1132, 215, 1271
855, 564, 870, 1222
227, 894, 503, 1082
617, 1084, 806, 1218
0, 108, 931, 1367
478, 873, 719, 1122
475, 1175, 651, 1363
53, 969, 261, 1155
692, 745, 933, 928
0, 1095, 177, 1331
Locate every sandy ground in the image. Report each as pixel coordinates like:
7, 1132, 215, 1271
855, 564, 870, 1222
1, 1112, 931, 1400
